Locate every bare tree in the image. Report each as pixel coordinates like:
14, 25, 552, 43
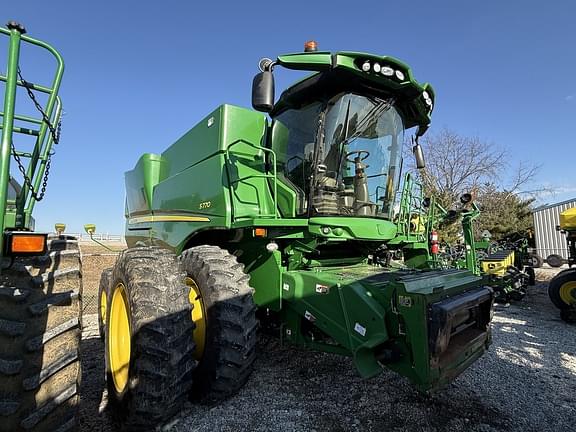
418, 128, 505, 206
413, 128, 540, 240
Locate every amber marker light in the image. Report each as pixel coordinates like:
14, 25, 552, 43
254, 228, 268, 237
304, 40, 318, 52
10, 233, 46, 254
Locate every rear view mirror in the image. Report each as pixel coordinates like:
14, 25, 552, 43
252, 71, 275, 112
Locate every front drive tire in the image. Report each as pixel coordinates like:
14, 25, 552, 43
548, 268, 576, 311
105, 247, 195, 430
180, 245, 258, 402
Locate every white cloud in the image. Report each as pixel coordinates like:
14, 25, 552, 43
534, 183, 576, 206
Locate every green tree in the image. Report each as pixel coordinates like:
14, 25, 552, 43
475, 184, 535, 240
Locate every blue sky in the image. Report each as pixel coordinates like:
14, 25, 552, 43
1, 1, 575, 234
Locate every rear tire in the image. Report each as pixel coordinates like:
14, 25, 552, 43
527, 253, 543, 268
97, 267, 112, 340
546, 254, 564, 268
105, 247, 195, 431
180, 245, 258, 402
548, 268, 576, 310
0, 235, 82, 432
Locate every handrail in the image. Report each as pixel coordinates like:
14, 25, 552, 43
0, 75, 54, 95
395, 172, 426, 242
0, 22, 65, 255
225, 139, 278, 219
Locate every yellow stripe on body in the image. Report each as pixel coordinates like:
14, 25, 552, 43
128, 215, 210, 224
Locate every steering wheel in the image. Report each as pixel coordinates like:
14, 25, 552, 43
345, 150, 370, 163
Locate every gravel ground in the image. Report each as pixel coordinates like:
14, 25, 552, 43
79, 259, 576, 432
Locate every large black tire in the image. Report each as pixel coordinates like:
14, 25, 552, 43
548, 268, 576, 310
97, 267, 112, 340
546, 254, 564, 268
106, 247, 195, 431
180, 245, 257, 402
0, 235, 82, 432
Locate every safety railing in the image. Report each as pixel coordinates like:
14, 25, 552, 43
395, 172, 426, 242
0, 22, 65, 253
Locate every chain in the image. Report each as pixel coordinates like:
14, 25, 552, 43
11, 67, 62, 201
17, 67, 61, 145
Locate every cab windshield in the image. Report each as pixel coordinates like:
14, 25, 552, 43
274, 93, 404, 218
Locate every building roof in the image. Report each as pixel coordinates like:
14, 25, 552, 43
532, 197, 576, 213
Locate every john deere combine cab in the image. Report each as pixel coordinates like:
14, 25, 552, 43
100, 42, 494, 429
0, 22, 81, 432
548, 207, 576, 322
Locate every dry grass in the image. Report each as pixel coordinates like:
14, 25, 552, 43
80, 241, 125, 314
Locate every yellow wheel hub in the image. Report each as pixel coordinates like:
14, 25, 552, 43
559, 280, 576, 305
108, 283, 131, 394
186, 277, 206, 360
100, 290, 107, 326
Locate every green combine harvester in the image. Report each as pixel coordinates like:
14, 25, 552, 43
548, 207, 576, 322
98, 42, 494, 430
0, 22, 82, 431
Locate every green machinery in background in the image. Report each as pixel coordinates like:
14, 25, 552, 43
0, 22, 82, 432
478, 241, 535, 302
99, 42, 494, 430
435, 202, 535, 302
548, 207, 576, 322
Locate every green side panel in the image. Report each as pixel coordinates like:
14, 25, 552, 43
161, 107, 225, 177
308, 217, 397, 241
275, 179, 297, 218
125, 216, 228, 253
152, 155, 231, 219
148, 104, 270, 222
222, 105, 274, 220
281, 269, 389, 371
125, 104, 274, 249
403, 243, 432, 269
246, 249, 283, 310
125, 153, 169, 215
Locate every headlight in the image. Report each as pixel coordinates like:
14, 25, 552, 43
362, 61, 371, 72
423, 91, 433, 107
395, 70, 405, 80
373, 63, 381, 73
381, 66, 394, 76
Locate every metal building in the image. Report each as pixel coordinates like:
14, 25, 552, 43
532, 197, 576, 260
